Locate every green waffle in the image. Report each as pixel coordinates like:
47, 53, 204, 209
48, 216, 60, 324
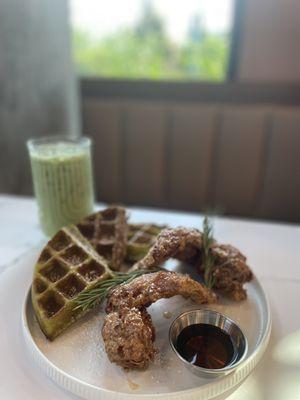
32, 207, 165, 340
32, 226, 113, 340
76, 206, 127, 271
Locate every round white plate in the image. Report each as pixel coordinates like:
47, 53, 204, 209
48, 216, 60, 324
22, 262, 271, 400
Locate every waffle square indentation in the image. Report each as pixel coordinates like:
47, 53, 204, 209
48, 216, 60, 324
99, 221, 115, 237
101, 207, 117, 221
60, 246, 87, 266
78, 260, 105, 282
38, 249, 52, 263
40, 260, 68, 283
33, 277, 48, 294
48, 230, 71, 252
38, 290, 65, 318
96, 240, 114, 259
77, 223, 95, 240
57, 274, 86, 299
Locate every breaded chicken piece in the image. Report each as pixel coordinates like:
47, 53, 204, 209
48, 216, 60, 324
209, 244, 252, 301
102, 271, 216, 369
102, 307, 155, 369
131, 227, 203, 271
106, 270, 216, 312
131, 228, 252, 301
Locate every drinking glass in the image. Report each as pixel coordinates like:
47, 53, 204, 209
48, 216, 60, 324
27, 135, 94, 236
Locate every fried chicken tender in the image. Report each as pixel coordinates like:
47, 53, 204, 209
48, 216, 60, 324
132, 227, 203, 270
102, 271, 216, 369
102, 307, 155, 369
209, 244, 253, 301
131, 227, 252, 301
106, 269, 216, 312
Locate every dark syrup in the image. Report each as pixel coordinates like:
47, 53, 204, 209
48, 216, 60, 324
176, 323, 237, 369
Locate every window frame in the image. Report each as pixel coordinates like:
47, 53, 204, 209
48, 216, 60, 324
227, 0, 246, 81
79, 0, 300, 105
76, 1, 243, 85
80, 78, 300, 104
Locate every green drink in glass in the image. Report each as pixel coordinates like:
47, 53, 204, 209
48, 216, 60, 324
27, 136, 94, 236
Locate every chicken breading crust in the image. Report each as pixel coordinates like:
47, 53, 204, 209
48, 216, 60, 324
131, 227, 252, 301
131, 227, 203, 270
102, 271, 216, 369
209, 244, 252, 300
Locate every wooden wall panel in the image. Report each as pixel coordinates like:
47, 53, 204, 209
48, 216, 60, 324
212, 107, 268, 216
167, 105, 217, 211
82, 99, 122, 203
123, 102, 167, 206
258, 109, 300, 222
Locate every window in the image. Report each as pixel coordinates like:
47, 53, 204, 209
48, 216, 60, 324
71, 0, 234, 82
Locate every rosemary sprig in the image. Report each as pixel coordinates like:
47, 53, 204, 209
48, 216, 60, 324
74, 267, 163, 312
202, 216, 215, 289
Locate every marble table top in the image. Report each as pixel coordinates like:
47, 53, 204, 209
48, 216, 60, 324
0, 195, 299, 400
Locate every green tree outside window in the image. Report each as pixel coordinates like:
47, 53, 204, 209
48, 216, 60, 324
72, 0, 229, 81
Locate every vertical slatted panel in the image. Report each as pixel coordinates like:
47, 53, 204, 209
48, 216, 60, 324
212, 107, 268, 216
258, 108, 300, 222
82, 98, 300, 222
82, 99, 122, 203
168, 104, 218, 211
123, 102, 167, 206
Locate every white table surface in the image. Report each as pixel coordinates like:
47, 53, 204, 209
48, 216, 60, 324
0, 195, 300, 400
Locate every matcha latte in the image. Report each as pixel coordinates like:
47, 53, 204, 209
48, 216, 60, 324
28, 137, 94, 236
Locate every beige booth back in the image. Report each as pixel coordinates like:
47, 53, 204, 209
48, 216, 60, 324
82, 99, 300, 223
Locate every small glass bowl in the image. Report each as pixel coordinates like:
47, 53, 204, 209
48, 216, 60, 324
169, 309, 248, 379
